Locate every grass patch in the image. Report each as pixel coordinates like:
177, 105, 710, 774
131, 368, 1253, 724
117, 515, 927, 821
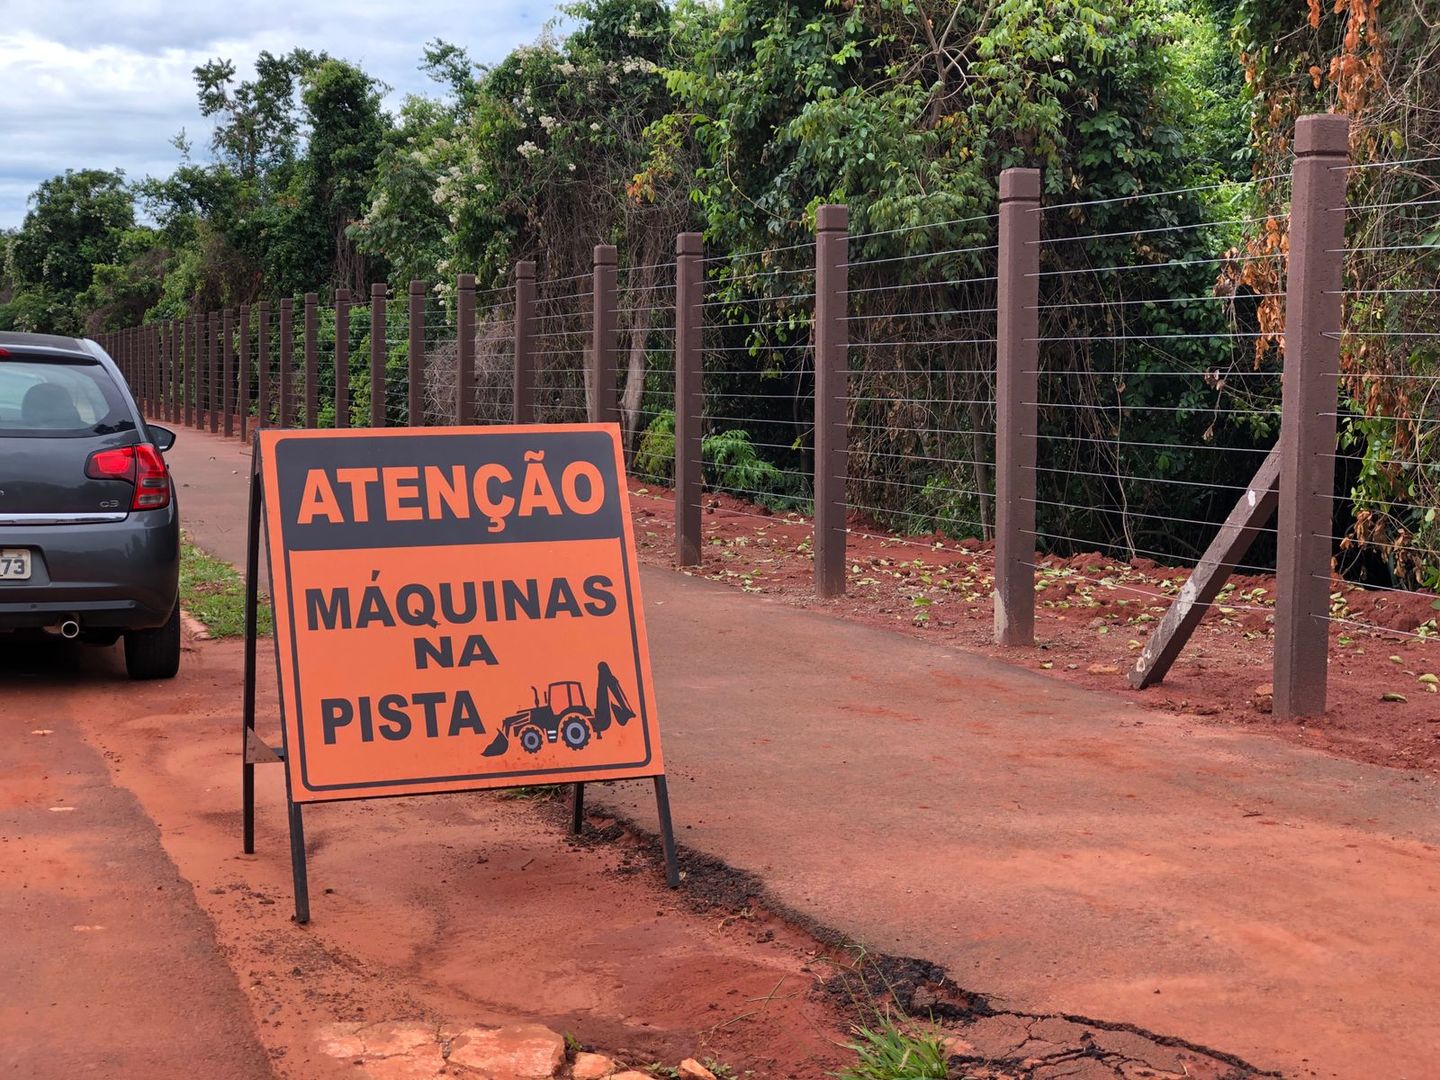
179, 535, 270, 638
839, 1018, 949, 1080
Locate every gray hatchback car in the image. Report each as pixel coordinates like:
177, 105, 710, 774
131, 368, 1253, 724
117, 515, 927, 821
0, 330, 180, 678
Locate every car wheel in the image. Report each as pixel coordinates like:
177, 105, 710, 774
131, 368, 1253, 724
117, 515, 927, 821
124, 604, 181, 680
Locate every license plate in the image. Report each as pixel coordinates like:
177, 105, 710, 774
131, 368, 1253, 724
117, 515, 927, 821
0, 549, 31, 580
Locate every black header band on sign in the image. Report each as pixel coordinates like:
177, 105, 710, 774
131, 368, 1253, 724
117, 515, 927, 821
273, 429, 624, 552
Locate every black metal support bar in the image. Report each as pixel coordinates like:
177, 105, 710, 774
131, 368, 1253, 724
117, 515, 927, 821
242, 454, 262, 854
571, 783, 585, 835
653, 776, 679, 887
287, 799, 310, 925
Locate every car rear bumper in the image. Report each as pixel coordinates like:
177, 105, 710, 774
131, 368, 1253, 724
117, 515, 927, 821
0, 506, 178, 631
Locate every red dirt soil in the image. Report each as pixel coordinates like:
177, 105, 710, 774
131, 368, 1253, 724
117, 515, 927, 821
626, 482, 1440, 778
2, 635, 1262, 1080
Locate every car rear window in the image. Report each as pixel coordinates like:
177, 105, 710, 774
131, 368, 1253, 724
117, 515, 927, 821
0, 355, 134, 438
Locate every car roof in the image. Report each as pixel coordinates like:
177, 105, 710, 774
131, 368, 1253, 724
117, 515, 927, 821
0, 330, 94, 358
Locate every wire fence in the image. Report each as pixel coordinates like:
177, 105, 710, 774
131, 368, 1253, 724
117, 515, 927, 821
105, 124, 1440, 719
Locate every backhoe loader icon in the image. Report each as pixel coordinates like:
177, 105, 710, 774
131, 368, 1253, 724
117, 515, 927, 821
481, 661, 636, 757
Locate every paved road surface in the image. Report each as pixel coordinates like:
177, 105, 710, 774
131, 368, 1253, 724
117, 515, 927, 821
0, 639, 276, 1080
166, 426, 1440, 1078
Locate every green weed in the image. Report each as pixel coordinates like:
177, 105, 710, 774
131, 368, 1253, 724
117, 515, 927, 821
838, 1017, 949, 1080
179, 536, 270, 638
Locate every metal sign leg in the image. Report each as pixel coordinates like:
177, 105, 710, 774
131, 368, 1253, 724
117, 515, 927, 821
242, 462, 262, 854
571, 783, 585, 835
653, 776, 679, 888
287, 798, 310, 925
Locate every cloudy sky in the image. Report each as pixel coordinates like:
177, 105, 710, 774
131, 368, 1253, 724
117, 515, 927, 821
0, 0, 553, 228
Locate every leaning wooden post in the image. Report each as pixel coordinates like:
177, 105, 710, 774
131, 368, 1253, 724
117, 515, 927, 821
814, 204, 849, 598
1275, 113, 1350, 720
238, 306, 251, 440
590, 244, 619, 425
278, 299, 294, 428
256, 303, 271, 430
334, 290, 350, 428
370, 283, 386, 427
408, 279, 425, 427
513, 261, 536, 423
456, 274, 476, 424
304, 292, 319, 428
993, 168, 1042, 645
220, 309, 234, 436
675, 232, 704, 567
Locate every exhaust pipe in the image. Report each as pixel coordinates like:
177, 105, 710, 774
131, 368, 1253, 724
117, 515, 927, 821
59, 619, 80, 639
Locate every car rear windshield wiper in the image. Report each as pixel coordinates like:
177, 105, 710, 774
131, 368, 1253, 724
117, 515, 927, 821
92, 420, 137, 435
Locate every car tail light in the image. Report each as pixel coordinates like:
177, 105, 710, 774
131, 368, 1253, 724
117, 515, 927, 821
84, 445, 172, 510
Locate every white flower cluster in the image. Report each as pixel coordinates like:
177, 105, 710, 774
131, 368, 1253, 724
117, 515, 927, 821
517, 140, 543, 159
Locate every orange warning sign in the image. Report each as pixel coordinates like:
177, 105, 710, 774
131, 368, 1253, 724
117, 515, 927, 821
256, 425, 664, 803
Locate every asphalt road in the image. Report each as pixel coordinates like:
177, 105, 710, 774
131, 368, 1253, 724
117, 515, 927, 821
164, 425, 1440, 1078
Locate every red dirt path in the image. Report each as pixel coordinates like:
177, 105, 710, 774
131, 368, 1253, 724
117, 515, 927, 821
626, 483, 1440, 777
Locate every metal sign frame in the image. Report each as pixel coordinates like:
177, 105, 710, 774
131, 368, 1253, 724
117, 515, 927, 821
240, 429, 679, 923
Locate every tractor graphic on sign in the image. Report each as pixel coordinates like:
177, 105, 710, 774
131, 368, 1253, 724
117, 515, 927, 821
482, 661, 636, 757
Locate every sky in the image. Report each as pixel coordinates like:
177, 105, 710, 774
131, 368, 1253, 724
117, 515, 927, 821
0, 0, 552, 229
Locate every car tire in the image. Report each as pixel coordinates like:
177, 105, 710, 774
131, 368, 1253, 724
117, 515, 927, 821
124, 604, 181, 680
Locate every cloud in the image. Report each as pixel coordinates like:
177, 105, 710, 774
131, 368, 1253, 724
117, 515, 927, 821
0, 0, 547, 228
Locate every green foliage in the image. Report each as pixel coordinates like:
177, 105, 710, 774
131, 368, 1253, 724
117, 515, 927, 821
5, 169, 135, 334
839, 1018, 949, 1080
179, 536, 270, 638
704, 426, 807, 510
633, 409, 677, 482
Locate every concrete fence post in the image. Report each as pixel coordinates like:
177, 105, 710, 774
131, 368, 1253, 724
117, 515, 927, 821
456, 274, 475, 424
408, 280, 425, 427
256, 303, 270, 431
675, 232, 704, 566
370, 283, 386, 427
1275, 113, 1351, 720
207, 312, 220, 434
161, 322, 172, 422
192, 315, 203, 429
156, 324, 165, 417
304, 293, 318, 428
238, 306, 250, 440
222, 309, 235, 437
172, 319, 182, 423
334, 290, 350, 428
994, 168, 1043, 646
590, 244, 618, 425
138, 327, 148, 415
179, 322, 187, 425
514, 261, 536, 423
156, 324, 165, 419
133, 328, 140, 404
278, 299, 294, 428
137, 326, 147, 415
814, 204, 849, 598
153, 324, 161, 419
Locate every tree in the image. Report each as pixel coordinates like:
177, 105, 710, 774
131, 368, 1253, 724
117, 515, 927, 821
4, 169, 135, 333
